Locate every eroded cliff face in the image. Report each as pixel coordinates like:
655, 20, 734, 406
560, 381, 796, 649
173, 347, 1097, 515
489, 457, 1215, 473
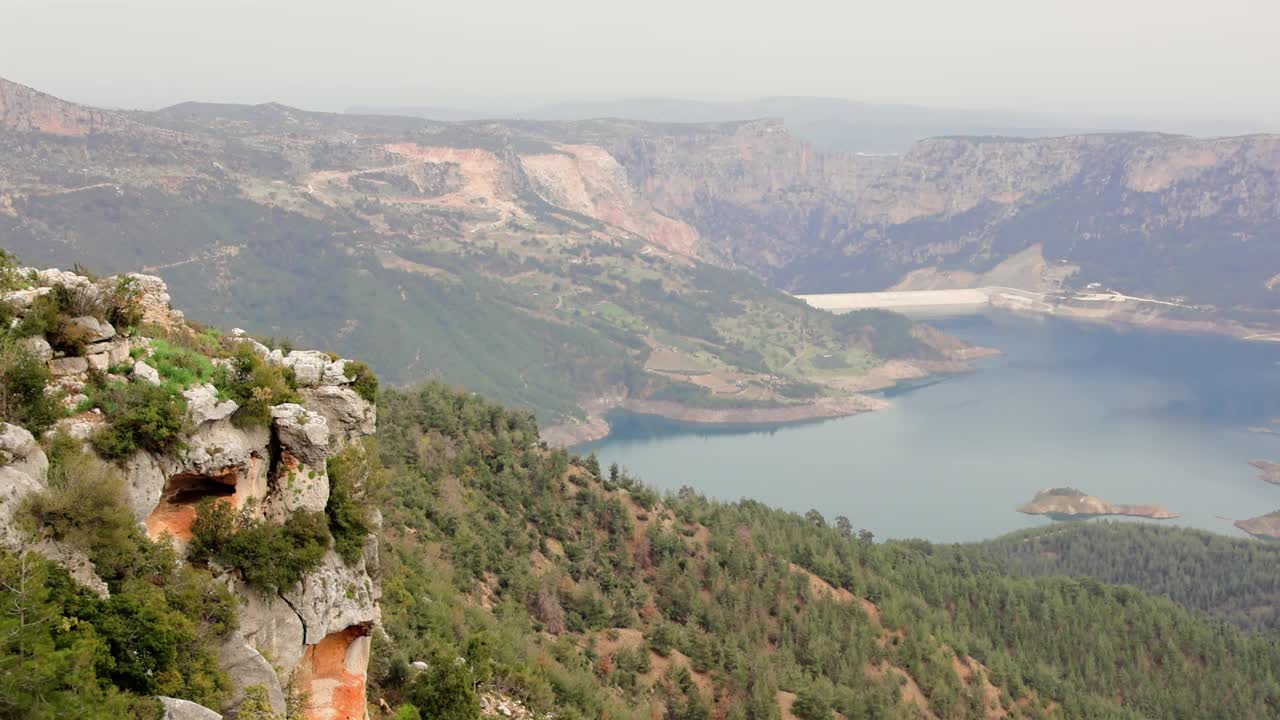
0, 269, 380, 720
572, 121, 1280, 308
0, 77, 128, 136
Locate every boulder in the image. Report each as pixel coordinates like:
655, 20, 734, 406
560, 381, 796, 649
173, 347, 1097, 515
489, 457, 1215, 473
320, 358, 354, 386
2, 286, 52, 311
158, 697, 223, 720
106, 338, 130, 366
21, 335, 53, 363
183, 384, 239, 426
133, 360, 162, 386
0, 423, 48, 481
299, 385, 377, 445
218, 640, 287, 718
0, 466, 44, 548
37, 268, 91, 289
270, 404, 330, 468
282, 549, 381, 645
281, 351, 331, 387
49, 416, 99, 441
30, 539, 108, 599
48, 356, 88, 377
0, 425, 51, 548
230, 329, 271, 358
174, 422, 270, 487
67, 316, 115, 343
86, 350, 110, 373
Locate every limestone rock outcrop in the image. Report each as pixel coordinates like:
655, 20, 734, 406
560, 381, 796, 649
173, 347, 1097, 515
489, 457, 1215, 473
0, 268, 382, 720
159, 697, 224, 720
0, 423, 48, 548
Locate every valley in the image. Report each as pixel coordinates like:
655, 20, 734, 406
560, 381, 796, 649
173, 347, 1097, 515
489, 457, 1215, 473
3, 76, 1279, 445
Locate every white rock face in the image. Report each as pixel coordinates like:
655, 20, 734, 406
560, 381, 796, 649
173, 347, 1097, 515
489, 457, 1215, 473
0, 466, 44, 548
183, 384, 239, 426
0, 423, 48, 480
49, 416, 98, 441
158, 697, 223, 720
37, 268, 91, 289
229, 583, 308, 674
86, 351, 110, 373
0, 424, 48, 548
2, 286, 52, 311
48, 356, 88, 377
133, 360, 162, 385
282, 350, 332, 387
122, 450, 168, 525
283, 549, 381, 645
174, 422, 270, 482
270, 404, 330, 467
67, 315, 115, 343
218, 640, 287, 716
320, 358, 353, 386
300, 386, 377, 445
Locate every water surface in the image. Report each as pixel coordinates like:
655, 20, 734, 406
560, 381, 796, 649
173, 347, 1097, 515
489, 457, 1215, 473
581, 314, 1280, 542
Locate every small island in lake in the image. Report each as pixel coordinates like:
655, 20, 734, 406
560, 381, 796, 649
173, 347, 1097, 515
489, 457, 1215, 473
1235, 511, 1280, 540
1018, 487, 1179, 521
1250, 460, 1280, 485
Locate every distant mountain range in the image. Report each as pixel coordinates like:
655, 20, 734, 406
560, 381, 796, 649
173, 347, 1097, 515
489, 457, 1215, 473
3, 76, 1278, 428
350, 95, 1276, 154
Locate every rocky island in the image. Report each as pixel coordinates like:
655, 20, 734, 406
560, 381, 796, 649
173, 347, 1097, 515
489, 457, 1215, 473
1018, 488, 1179, 521
1250, 460, 1280, 485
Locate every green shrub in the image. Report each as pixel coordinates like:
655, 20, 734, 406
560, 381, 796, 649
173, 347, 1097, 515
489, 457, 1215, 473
14, 291, 62, 339
407, 644, 481, 720
0, 344, 61, 436
21, 435, 171, 586
221, 345, 300, 428
0, 249, 33, 293
325, 439, 385, 563
104, 276, 144, 332
344, 360, 379, 403
87, 381, 188, 460
188, 500, 330, 592
15, 435, 235, 710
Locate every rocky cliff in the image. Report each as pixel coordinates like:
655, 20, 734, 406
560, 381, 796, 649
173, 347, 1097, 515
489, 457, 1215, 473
0, 265, 380, 719
570, 122, 1280, 313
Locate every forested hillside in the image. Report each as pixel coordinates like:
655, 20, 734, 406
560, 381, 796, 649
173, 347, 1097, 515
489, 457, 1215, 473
0, 76, 967, 436
365, 382, 1280, 720
979, 522, 1280, 632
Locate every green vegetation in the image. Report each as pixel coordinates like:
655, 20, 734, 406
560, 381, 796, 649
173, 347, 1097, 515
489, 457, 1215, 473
144, 337, 221, 391
325, 439, 385, 563
369, 380, 1280, 720
218, 344, 300, 428
4, 430, 237, 716
0, 344, 60, 436
344, 360, 379, 404
188, 500, 329, 592
86, 379, 189, 460
979, 522, 1280, 632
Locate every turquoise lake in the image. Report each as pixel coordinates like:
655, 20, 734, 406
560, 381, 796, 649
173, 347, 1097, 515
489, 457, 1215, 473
580, 314, 1280, 543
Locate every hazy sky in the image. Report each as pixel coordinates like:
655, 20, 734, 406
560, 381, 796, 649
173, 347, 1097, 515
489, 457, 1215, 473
4, 0, 1277, 120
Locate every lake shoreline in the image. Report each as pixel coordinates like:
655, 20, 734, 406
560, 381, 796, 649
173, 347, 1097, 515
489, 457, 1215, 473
542, 355, 994, 447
